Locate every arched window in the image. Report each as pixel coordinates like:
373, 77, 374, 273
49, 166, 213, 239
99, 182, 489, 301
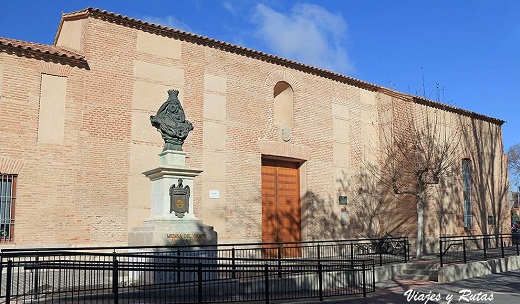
273, 81, 294, 128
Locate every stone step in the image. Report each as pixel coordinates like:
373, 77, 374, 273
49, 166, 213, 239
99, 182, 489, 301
397, 262, 440, 282
396, 273, 432, 281
405, 263, 440, 270
429, 271, 439, 282
401, 269, 433, 276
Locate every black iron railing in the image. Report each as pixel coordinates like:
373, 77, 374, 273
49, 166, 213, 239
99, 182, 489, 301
439, 233, 520, 267
0, 250, 376, 303
1, 236, 409, 267
0, 237, 408, 303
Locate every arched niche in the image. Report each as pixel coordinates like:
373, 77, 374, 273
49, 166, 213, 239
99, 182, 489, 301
273, 81, 294, 128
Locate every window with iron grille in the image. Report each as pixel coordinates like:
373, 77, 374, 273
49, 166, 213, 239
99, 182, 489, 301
0, 174, 16, 242
462, 159, 473, 229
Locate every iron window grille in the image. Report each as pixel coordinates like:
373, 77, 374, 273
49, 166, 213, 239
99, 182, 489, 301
0, 174, 16, 242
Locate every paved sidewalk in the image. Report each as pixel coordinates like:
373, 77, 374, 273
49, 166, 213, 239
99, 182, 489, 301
277, 268, 520, 304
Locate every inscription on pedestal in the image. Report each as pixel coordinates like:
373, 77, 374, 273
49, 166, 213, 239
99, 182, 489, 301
170, 179, 190, 218
167, 233, 207, 240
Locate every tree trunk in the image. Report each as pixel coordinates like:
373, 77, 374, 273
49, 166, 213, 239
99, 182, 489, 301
416, 192, 426, 257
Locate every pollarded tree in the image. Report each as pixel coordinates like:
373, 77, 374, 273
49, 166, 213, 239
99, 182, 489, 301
368, 100, 461, 257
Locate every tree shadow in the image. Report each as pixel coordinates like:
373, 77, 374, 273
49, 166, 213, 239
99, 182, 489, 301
459, 116, 509, 236
361, 100, 465, 256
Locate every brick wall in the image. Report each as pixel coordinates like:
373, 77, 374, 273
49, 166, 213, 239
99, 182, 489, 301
0, 11, 509, 248
0, 51, 89, 245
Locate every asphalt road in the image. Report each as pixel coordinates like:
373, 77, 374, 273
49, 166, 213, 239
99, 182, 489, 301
277, 268, 520, 304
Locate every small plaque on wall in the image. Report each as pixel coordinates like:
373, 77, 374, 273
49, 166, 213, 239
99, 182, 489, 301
339, 196, 348, 205
209, 190, 220, 199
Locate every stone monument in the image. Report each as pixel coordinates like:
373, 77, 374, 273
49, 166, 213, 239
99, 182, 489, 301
129, 89, 216, 246
128, 89, 217, 283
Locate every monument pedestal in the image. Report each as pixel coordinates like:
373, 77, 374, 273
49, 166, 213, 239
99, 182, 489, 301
128, 150, 217, 283
129, 150, 217, 246
128, 219, 217, 246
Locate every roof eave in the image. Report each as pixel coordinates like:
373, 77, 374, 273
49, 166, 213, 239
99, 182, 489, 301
61, 7, 506, 126
0, 38, 88, 69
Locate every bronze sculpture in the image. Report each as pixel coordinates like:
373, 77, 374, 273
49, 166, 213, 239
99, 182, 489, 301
150, 89, 193, 151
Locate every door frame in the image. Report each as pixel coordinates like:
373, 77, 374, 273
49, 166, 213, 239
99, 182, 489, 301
261, 155, 306, 244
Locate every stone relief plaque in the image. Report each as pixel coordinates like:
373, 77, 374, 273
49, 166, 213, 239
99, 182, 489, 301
281, 127, 291, 142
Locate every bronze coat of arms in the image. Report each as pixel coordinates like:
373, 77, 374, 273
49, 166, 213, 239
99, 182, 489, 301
170, 179, 190, 218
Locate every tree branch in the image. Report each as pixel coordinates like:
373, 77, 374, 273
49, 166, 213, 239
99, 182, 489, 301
392, 178, 418, 195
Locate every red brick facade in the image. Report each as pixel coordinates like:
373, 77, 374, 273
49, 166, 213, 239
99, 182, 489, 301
0, 8, 509, 251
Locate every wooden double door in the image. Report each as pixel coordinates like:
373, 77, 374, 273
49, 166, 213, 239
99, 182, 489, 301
261, 159, 301, 257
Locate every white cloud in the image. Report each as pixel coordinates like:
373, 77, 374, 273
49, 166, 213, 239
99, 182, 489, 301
251, 3, 353, 74
141, 15, 193, 33
222, 1, 237, 16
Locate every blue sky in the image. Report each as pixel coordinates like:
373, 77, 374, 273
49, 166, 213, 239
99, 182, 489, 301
1, 0, 518, 150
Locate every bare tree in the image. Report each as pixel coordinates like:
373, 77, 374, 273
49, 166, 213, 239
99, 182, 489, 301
507, 144, 520, 188
368, 101, 461, 257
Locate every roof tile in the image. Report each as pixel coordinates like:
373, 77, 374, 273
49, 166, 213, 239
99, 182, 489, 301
62, 8, 504, 125
0, 37, 85, 62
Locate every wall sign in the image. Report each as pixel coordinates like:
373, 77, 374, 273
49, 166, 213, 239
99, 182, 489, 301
340, 207, 348, 226
209, 190, 220, 199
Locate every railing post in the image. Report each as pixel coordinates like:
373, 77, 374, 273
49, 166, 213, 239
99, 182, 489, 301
113, 256, 119, 304
372, 261, 376, 291
501, 234, 505, 258
5, 260, 12, 304
517, 238, 519, 256
378, 239, 383, 266
33, 256, 40, 300
317, 243, 321, 260
277, 245, 282, 279
362, 262, 367, 297
318, 261, 323, 301
408, 239, 412, 262
231, 247, 236, 279
402, 239, 407, 262
462, 239, 467, 264
483, 237, 487, 260
177, 249, 181, 283
350, 242, 354, 259
264, 264, 270, 304
439, 238, 443, 267
198, 263, 203, 304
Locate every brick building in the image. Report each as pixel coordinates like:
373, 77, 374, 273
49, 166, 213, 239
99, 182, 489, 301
0, 8, 510, 251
